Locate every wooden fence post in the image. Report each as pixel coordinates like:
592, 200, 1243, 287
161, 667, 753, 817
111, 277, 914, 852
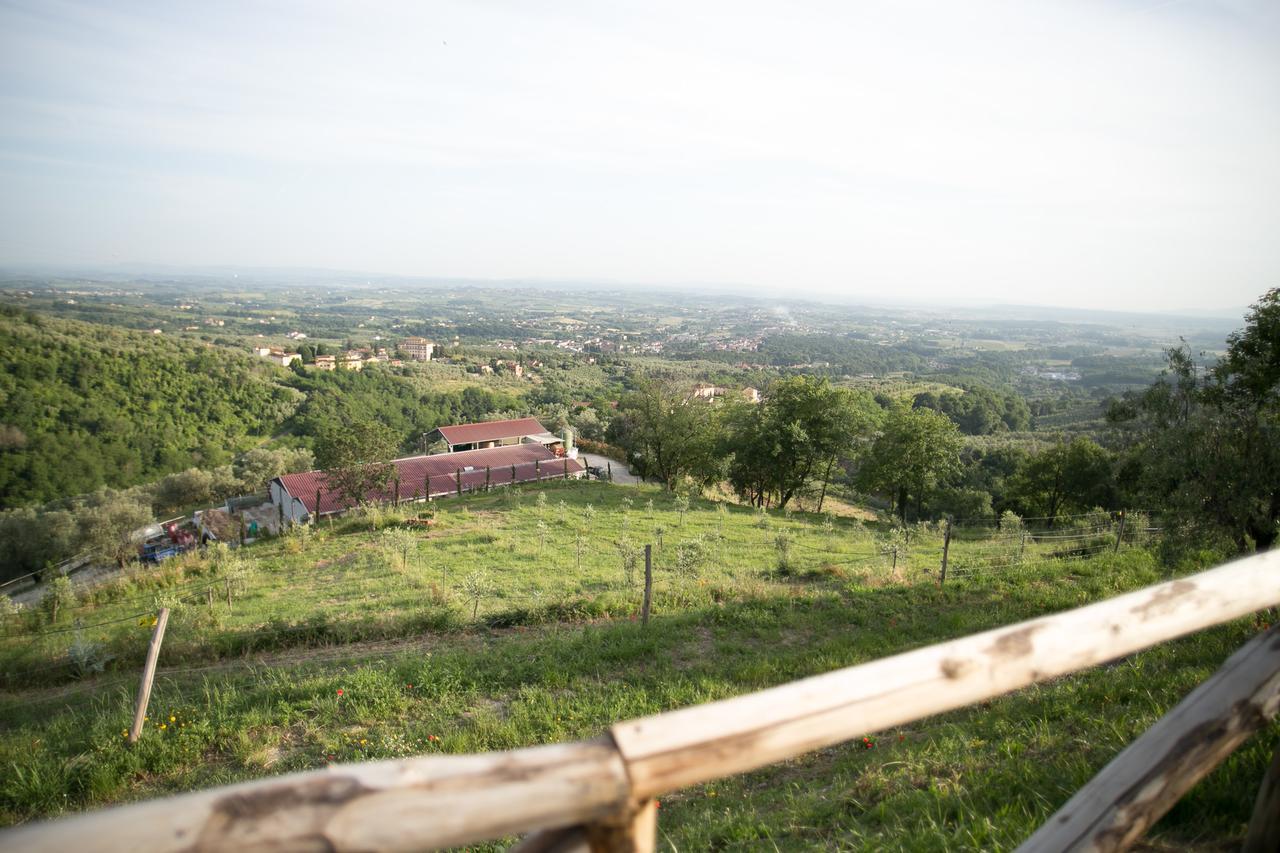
940, 519, 952, 585
239, 514, 245, 545
425, 473, 431, 500
1019, 529, 1027, 561
205, 587, 213, 610
585, 799, 658, 852
1114, 510, 1127, 554
642, 545, 653, 627
1018, 623, 1280, 852
564, 458, 570, 480
278, 501, 284, 531
1245, 742, 1280, 853
456, 469, 463, 497
314, 488, 321, 525
511, 464, 516, 484
394, 477, 400, 507
128, 608, 170, 744
608, 462, 613, 482
486, 466, 491, 491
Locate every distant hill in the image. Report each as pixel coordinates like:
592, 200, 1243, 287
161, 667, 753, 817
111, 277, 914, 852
0, 307, 301, 507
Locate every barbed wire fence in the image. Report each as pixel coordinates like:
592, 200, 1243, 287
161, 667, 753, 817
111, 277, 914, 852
0, 505, 1160, 714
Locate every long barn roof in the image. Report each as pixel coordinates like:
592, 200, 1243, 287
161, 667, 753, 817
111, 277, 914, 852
435, 417, 548, 446
275, 442, 582, 516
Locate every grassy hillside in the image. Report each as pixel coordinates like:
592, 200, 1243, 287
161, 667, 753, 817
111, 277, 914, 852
0, 483, 1270, 849
0, 308, 301, 507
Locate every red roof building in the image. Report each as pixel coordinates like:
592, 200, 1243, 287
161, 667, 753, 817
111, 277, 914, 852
270, 442, 584, 521
428, 417, 557, 452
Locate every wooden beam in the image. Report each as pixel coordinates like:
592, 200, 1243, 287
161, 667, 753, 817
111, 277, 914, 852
4, 739, 630, 853
610, 550, 1280, 798
1016, 623, 1280, 852
1245, 740, 1280, 853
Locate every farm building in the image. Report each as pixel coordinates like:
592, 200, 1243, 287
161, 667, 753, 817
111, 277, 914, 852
425, 417, 561, 453
269, 442, 585, 523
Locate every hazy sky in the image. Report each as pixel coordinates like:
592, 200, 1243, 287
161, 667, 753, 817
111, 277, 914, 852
1, 1, 1277, 313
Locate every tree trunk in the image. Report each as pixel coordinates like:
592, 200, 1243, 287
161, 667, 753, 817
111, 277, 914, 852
817, 457, 835, 513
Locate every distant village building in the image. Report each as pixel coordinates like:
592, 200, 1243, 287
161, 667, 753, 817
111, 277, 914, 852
252, 345, 301, 367
270, 442, 584, 523
741, 387, 761, 404
401, 336, 435, 361
313, 355, 337, 371
425, 417, 561, 453
691, 383, 723, 400
340, 351, 365, 371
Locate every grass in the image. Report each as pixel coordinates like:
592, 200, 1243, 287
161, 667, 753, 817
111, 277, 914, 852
0, 483, 1270, 849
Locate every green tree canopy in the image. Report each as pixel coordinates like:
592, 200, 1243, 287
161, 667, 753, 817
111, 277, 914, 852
314, 419, 400, 508
857, 404, 962, 522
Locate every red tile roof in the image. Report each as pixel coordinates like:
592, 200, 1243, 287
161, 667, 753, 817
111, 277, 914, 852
436, 417, 549, 446
275, 442, 583, 516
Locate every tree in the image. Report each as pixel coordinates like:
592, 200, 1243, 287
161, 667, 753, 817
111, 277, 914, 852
1007, 438, 1114, 526
78, 491, 154, 568
857, 404, 962, 522
1112, 288, 1280, 550
314, 419, 400, 510
720, 377, 879, 510
608, 380, 721, 490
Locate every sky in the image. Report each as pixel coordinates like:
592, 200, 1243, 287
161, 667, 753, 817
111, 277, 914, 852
1, 0, 1277, 313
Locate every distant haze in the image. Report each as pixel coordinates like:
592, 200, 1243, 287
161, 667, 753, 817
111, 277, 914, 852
1, 0, 1277, 313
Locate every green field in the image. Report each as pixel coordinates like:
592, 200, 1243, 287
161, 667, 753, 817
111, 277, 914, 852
0, 483, 1269, 849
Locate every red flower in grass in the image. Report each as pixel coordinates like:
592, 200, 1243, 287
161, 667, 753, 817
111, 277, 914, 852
336, 689, 344, 697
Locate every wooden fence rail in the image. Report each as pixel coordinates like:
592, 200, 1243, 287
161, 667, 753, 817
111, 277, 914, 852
4, 550, 1278, 853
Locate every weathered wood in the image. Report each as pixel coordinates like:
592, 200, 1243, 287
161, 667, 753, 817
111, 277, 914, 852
940, 518, 952, 585
128, 608, 170, 744
584, 799, 657, 852
1113, 510, 1126, 554
1245, 740, 1280, 853
4, 739, 631, 853
456, 468, 463, 496
641, 545, 652, 627
1017, 623, 1280, 852
610, 550, 1280, 798
314, 488, 321, 524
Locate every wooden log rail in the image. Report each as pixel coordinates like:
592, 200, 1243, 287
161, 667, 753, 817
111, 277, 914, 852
4, 550, 1278, 853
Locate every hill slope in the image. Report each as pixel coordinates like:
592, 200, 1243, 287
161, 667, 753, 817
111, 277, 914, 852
0, 484, 1271, 848
0, 308, 301, 507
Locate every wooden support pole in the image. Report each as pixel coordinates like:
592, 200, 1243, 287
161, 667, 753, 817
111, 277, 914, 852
1114, 510, 1127, 554
511, 463, 517, 484
1245, 741, 1280, 853
486, 466, 491, 492
564, 458, 570, 480
940, 519, 952, 585
536, 459, 541, 479
278, 501, 285, 531
239, 514, 245, 545
315, 488, 322, 525
1017, 623, 1280, 852
1019, 529, 1027, 561
128, 608, 170, 744
456, 469, 463, 497
584, 799, 658, 852
394, 477, 400, 507
607, 462, 613, 482
642, 545, 653, 627
425, 473, 430, 500
206, 587, 213, 610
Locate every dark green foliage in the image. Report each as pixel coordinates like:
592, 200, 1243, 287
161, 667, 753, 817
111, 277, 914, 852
912, 385, 1030, 435
608, 380, 722, 489
857, 404, 963, 521
0, 308, 301, 507
1007, 438, 1116, 526
1111, 288, 1280, 550
314, 419, 400, 508
285, 370, 519, 452
720, 376, 881, 510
